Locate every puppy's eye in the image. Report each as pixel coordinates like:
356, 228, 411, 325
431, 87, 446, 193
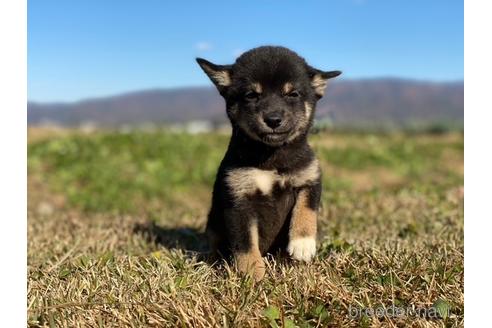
244, 91, 259, 100
287, 90, 301, 98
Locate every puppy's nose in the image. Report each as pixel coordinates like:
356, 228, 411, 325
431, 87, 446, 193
264, 113, 283, 129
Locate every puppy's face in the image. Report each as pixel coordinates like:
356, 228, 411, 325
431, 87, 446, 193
197, 46, 341, 146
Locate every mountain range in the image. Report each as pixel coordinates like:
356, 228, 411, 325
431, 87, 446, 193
27, 78, 463, 128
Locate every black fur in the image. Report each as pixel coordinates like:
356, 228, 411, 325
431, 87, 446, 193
197, 46, 341, 263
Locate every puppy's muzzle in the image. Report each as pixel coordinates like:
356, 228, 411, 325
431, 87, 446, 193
263, 111, 283, 129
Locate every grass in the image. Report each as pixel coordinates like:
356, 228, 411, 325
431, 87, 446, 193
27, 128, 464, 327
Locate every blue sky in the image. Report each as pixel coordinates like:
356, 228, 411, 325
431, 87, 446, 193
28, 0, 463, 102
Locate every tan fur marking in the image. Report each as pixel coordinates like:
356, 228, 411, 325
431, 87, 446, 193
252, 82, 262, 94
311, 74, 328, 96
250, 219, 259, 250
235, 220, 265, 281
202, 66, 231, 87
289, 189, 317, 239
283, 82, 294, 94
285, 102, 311, 143
289, 159, 320, 187
304, 101, 313, 119
211, 71, 231, 87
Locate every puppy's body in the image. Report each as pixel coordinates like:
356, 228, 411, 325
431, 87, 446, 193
197, 46, 340, 280
208, 132, 320, 256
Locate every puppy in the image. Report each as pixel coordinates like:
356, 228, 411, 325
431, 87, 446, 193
196, 46, 341, 280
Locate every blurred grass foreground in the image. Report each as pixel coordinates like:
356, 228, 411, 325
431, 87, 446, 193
27, 128, 463, 327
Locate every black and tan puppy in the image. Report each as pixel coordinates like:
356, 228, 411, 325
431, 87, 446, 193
196, 46, 341, 280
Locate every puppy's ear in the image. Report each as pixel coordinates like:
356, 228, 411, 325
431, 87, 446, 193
308, 67, 342, 98
196, 58, 232, 93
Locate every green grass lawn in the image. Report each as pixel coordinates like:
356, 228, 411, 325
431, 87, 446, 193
27, 129, 463, 327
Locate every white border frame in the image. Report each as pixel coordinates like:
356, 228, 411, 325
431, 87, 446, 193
0, 0, 27, 325
465, 0, 492, 326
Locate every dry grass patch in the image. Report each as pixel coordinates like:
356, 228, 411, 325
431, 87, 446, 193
28, 130, 463, 327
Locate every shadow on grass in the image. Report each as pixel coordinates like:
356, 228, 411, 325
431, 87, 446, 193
133, 221, 209, 255
133, 222, 294, 266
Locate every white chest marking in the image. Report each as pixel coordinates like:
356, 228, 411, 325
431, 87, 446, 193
253, 170, 276, 195
225, 159, 320, 200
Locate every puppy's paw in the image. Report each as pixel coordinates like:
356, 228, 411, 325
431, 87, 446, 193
287, 237, 316, 262
236, 253, 265, 281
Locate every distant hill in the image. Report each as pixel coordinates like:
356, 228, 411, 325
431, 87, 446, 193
27, 78, 463, 128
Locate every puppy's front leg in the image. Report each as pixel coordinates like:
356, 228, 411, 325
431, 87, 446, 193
287, 182, 321, 262
225, 209, 265, 281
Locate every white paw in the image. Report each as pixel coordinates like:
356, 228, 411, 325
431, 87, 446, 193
287, 237, 316, 262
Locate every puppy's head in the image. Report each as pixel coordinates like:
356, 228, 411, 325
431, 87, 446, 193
197, 46, 341, 146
